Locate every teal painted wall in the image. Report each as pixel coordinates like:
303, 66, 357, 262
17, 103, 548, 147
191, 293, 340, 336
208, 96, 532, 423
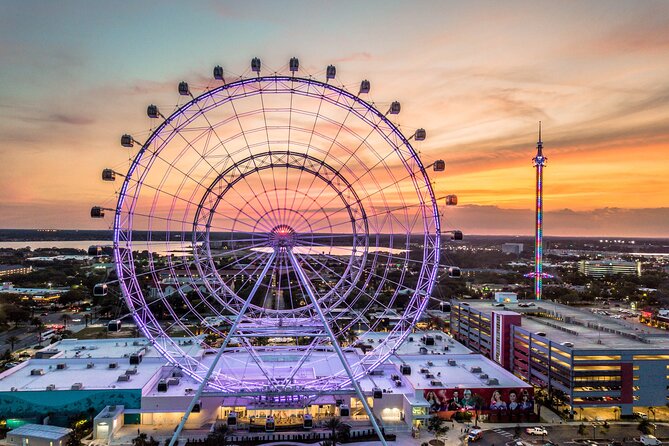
0, 389, 141, 420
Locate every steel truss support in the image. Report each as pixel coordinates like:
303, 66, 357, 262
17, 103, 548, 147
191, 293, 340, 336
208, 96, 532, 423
168, 251, 276, 446
287, 250, 388, 446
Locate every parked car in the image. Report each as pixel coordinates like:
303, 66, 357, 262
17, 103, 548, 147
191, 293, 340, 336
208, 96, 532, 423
635, 411, 649, 420
640, 436, 662, 446
526, 427, 548, 436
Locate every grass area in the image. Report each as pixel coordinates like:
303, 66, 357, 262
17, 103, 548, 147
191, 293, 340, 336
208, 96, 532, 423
70, 326, 108, 339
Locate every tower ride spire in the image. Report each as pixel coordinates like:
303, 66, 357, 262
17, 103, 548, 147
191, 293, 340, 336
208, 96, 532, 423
532, 122, 547, 300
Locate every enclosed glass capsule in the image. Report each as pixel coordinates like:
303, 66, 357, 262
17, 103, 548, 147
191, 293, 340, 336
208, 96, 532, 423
102, 169, 116, 182
451, 230, 463, 241
433, 160, 445, 171
213, 65, 224, 80
326, 65, 336, 79
251, 57, 261, 73
178, 81, 190, 96
445, 194, 458, 206
265, 416, 275, 432
373, 387, 383, 399
415, 128, 426, 141
93, 283, 108, 297
227, 412, 237, 426
389, 101, 401, 114
121, 134, 134, 148
88, 245, 102, 256
289, 57, 299, 72
303, 414, 313, 429
339, 404, 350, 417
147, 104, 160, 118
108, 320, 122, 332
90, 206, 105, 218
359, 80, 371, 94
448, 266, 461, 278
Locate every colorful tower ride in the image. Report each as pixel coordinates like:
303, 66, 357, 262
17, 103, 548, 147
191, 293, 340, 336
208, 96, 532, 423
532, 123, 547, 300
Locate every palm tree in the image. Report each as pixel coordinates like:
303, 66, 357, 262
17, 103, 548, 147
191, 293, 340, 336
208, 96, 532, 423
7, 335, 19, 352
613, 407, 619, 421
324, 417, 343, 443
132, 433, 149, 446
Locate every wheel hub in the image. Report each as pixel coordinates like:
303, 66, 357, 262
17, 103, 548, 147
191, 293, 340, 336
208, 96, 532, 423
269, 224, 296, 251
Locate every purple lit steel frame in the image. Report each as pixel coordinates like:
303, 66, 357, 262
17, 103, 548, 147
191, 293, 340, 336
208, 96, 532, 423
532, 124, 547, 300
112, 75, 440, 392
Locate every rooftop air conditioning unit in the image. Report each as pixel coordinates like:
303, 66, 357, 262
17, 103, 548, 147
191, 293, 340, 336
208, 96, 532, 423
157, 379, 168, 392
30, 369, 45, 376
448, 359, 457, 366
370, 370, 384, 376
470, 366, 482, 373
118, 375, 130, 382
46, 384, 56, 391
487, 378, 499, 385
167, 377, 180, 385
86, 362, 95, 369
71, 383, 83, 390
479, 374, 489, 379
109, 362, 118, 369
56, 363, 67, 370
126, 367, 138, 375
10, 387, 18, 392
400, 364, 411, 375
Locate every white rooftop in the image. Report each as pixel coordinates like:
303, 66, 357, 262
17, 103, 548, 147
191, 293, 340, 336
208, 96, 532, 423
388, 354, 530, 390
8, 424, 72, 440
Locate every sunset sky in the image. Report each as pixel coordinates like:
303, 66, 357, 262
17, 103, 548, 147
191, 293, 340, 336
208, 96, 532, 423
1, 1, 668, 237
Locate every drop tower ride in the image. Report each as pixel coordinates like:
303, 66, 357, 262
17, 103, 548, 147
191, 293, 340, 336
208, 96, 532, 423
532, 123, 547, 300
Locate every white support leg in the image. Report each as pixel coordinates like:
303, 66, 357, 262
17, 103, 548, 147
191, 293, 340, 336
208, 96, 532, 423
168, 252, 276, 446
287, 250, 388, 446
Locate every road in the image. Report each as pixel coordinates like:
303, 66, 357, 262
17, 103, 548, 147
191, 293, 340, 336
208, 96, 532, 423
0, 310, 92, 352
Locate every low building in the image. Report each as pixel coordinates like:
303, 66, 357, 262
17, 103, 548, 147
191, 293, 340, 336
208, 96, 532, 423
0, 265, 32, 277
0, 333, 532, 436
494, 292, 517, 303
502, 243, 524, 255
5, 424, 71, 446
578, 259, 641, 277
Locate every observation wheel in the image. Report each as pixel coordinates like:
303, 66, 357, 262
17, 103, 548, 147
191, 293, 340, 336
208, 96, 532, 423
104, 60, 440, 400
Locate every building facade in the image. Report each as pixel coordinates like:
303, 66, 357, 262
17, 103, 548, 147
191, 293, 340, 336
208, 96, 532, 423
451, 300, 669, 417
578, 260, 641, 277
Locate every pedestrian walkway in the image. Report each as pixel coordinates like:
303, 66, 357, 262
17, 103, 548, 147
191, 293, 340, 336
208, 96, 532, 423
492, 428, 516, 440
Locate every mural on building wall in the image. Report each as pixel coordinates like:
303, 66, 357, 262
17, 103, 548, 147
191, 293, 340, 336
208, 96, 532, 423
423, 387, 534, 420
0, 389, 141, 420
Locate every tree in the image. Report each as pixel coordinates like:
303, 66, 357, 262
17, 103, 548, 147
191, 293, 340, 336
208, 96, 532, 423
207, 424, 228, 446
638, 419, 652, 435
325, 417, 343, 443
6, 335, 19, 351
427, 415, 449, 442
132, 433, 149, 446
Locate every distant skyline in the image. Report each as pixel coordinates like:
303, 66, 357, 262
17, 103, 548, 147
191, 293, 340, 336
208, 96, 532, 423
1, 1, 668, 236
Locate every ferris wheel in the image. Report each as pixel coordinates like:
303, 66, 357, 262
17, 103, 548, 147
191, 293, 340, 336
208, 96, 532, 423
93, 57, 442, 442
